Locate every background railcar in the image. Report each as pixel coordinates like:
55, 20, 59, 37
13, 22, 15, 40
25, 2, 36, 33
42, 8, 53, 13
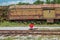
0, 6, 8, 21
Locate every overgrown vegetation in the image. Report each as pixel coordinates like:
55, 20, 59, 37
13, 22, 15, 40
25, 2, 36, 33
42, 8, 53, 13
0, 20, 60, 27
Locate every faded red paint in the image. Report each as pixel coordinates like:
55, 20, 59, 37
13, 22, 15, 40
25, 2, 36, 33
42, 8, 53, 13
29, 23, 34, 29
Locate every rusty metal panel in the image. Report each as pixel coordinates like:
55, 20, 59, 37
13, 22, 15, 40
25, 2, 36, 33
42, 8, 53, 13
36, 9, 42, 15
9, 8, 42, 16
8, 15, 40, 20
55, 8, 60, 19
55, 8, 60, 14
16, 10, 23, 15
22, 9, 42, 15
47, 19, 54, 23
9, 4, 60, 9
55, 8, 60, 10
10, 9, 22, 15
56, 10, 60, 14
56, 14, 60, 18
43, 10, 55, 19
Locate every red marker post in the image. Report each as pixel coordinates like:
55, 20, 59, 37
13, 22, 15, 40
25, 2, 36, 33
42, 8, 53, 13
29, 23, 34, 30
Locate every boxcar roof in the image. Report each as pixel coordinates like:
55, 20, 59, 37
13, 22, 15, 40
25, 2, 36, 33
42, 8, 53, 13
9, 4, 60, 9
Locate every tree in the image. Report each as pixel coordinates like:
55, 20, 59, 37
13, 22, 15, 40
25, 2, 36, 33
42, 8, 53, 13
57, 0, 60, 4
50, 0, 55, 4
46, 0, 51, 4
17, 2, 30, 5
33, 0, 44, 4
49, 0, 60, 4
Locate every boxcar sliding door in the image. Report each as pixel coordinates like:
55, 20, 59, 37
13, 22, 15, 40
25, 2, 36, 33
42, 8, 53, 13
43, 10, 55, 19
43, 8, 55, 23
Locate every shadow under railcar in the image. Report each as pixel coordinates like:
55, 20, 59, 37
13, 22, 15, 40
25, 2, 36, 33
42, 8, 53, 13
54, 19, 60, 24
9, 19, 47, 24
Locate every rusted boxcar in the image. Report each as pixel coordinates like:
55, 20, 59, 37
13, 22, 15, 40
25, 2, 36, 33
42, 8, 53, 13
0, 6, 5, 16
0, 6, 9, 21
0, 6, 9, 20
7, 4, 60, 23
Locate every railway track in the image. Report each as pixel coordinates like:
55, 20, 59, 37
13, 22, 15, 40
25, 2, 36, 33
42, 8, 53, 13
0, 30, 60, 36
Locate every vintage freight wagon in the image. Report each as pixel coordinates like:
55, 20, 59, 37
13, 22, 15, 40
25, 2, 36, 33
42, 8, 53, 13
0, 6, 8, 20
7, 4, 60, 23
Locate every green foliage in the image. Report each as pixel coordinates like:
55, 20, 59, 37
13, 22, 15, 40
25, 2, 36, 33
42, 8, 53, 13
56, 0, 60, 4
4, 37, 13, 40
17, 2, 30, 5
45, 0, 60, 4
0, 20, 60, 27
0, 21, 20, 27
33, 0, 44, 4
51, 0, 56, 4
46, 0, 51, 4
9, 0, 60, 5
